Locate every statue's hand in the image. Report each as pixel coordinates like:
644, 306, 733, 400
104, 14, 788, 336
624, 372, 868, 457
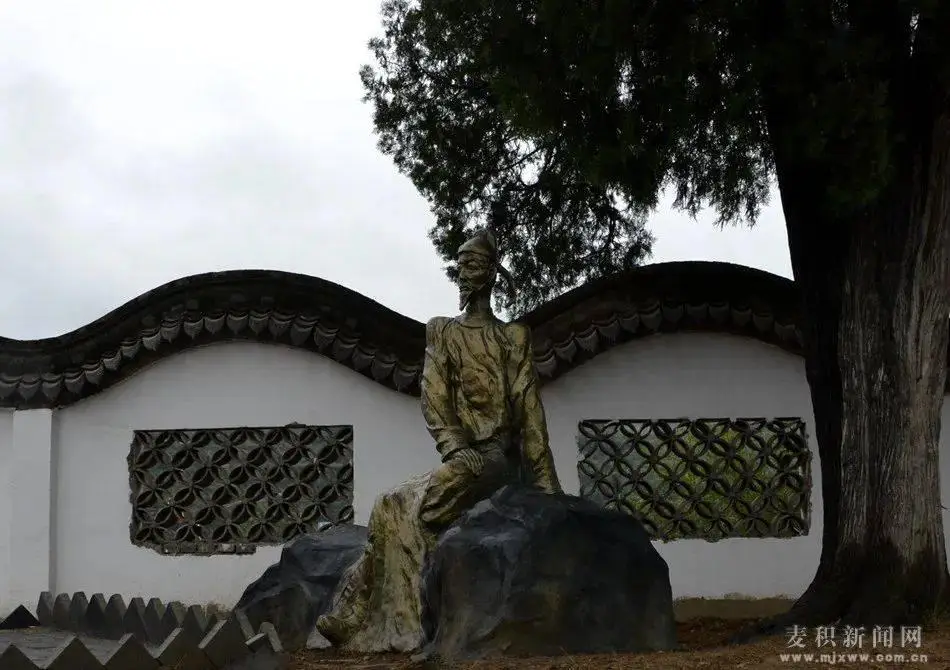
452, 448, 485, 476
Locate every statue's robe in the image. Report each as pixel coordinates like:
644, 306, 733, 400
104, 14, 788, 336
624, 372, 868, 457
315, 313, 561, 653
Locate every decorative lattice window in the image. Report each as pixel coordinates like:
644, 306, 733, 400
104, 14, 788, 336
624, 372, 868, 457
128, 424, 354, 555
577, 417, 810, 541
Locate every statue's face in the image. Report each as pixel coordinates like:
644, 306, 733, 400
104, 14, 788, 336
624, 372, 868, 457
457, 251, 494, 308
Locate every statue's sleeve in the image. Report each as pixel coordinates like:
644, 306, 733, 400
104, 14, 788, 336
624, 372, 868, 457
421, 317, 468, 462
507, 323, 562, 493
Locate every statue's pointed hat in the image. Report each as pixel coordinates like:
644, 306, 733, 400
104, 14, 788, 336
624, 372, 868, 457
456, 229, 516, 303
457, 229, 498, 258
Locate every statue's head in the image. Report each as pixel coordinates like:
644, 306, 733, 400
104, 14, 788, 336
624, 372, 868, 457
455, 229, 514, 310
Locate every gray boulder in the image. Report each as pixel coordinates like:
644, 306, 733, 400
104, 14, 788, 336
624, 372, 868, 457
418, 485, 677, 661
236, 524, 367, 650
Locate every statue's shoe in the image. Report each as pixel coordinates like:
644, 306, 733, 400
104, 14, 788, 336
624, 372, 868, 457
314, 613, 349, 648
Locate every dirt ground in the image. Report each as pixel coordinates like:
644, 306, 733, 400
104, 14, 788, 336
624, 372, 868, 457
286, 617, 948, 669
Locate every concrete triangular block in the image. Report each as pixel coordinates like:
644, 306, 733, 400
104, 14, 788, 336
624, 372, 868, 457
233, 609, 255, 640
142, 597, 166, 644
122, 596, 148, 641
245, 622, 283, 658
103, 594, 127, 640
205, 611, 224, 633
198, 615, 250, 667
85, 594, 109, 638
51, 593, 72, 630
258, 622, 283, 654
152, 627, 192, 666
159, 635, 215, 670
103, 633, 160, 670
0, 645, 41, 670
36, 592, 54, 627
159, 601, 186, 642
68, 592, 89, 633
244, 631, 270, 654
0, 605, 40, 630
181, 605, 209, 645
44, 636, 101, 670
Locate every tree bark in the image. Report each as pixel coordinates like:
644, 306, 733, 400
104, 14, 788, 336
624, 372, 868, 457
745, 109, 950, 636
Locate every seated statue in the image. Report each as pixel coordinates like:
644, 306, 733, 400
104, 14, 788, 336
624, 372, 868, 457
315, 229, 562, 652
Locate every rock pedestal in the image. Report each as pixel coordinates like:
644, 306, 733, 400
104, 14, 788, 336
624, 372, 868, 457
418, 485, 677, 661
236, 525, 367, 650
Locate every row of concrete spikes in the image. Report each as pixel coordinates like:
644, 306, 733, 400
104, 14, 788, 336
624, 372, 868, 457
0, 593, 283, 669
33, 591, 230, 645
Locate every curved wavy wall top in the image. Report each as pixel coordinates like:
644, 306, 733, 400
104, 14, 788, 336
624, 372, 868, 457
4, 260, 950, 610
0, 261, 827, 409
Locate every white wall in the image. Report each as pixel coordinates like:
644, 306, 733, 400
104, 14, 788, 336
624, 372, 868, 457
0, 410, 12, 615
9, 410, 54, 609
51, 342, 432, 607
543, 333, 822, 600
48, 334, 820, 606
4, 332, 945, 612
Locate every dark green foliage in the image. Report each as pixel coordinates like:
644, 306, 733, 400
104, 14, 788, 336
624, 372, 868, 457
620, 426, 810, 543
362, 1, 948, 310
361, 0, 655, 313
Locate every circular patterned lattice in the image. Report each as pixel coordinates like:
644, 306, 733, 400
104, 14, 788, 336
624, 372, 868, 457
129, 425, 354, 554
577, 418, 809, 541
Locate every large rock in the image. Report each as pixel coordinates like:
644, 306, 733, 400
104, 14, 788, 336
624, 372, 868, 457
418, 485, 677, 661
236, 524, 367, 650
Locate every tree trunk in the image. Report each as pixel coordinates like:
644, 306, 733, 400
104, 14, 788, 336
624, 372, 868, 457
749, 114, 950, 634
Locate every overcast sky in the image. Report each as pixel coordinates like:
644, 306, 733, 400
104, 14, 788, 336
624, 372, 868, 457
0, 2, 792, 340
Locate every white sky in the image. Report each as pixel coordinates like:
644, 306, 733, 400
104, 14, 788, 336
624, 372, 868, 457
0, 1, 792, 340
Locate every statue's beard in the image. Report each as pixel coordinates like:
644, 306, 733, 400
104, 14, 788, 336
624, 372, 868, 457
458, 278, 493, 310
459, 286, 476, 310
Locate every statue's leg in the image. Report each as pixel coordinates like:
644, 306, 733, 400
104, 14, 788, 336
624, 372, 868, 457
418, 459, 476, 531
316, 527, 378, 645
316, 472, 434, 651
317, 483, 412, 644
419, 451, 510, 532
